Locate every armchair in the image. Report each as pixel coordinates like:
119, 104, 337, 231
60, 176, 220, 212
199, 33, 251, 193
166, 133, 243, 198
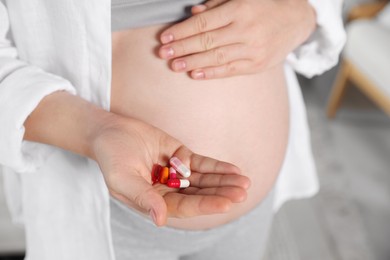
327, 1, 390, 118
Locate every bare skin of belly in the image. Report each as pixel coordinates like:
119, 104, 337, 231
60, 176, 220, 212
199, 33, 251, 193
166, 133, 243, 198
111, 23, 289, 230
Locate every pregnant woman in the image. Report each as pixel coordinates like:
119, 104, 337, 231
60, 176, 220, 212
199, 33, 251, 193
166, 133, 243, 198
0, 0, 345, 260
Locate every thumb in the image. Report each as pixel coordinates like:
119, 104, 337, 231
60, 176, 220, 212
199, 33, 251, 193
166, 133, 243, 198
137, 184, 168, 226
115, 175, 168, 226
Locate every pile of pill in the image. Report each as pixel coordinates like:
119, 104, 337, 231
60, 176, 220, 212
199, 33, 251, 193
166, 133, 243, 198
151, 157, 191, 188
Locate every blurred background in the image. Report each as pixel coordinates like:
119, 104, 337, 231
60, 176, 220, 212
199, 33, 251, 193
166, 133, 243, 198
1, 0, 389, 259
264, 0, 390, 259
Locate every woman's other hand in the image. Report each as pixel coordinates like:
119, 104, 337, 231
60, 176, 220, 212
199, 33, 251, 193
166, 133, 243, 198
158, 0, 316, 79
91, 114, 250, 226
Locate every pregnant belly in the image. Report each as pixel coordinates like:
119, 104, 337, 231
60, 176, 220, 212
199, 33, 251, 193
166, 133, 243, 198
111, 24, 289, 230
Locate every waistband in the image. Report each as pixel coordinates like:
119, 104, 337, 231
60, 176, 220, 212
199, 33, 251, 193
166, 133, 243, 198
110, 188, 274, 253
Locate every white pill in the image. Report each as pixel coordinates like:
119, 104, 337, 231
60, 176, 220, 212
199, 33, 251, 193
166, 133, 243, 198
169, 157, 191, 178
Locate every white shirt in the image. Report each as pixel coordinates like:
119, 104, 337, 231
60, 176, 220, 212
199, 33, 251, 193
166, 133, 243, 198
0, 1, 345, 259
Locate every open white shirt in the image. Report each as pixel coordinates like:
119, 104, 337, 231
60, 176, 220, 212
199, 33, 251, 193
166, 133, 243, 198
0, 1, 345, 259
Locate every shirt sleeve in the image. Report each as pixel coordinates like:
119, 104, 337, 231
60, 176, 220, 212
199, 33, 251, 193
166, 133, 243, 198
0, 3, 76, 173
286, 0, 347, 78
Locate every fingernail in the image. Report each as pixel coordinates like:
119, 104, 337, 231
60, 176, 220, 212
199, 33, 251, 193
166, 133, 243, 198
194, 4, 207, 12
150, 209, 158, 225
160, 46, 174, 59
173, 60, 186, 71
193, 70, 205, 79
161, 33, 173, 44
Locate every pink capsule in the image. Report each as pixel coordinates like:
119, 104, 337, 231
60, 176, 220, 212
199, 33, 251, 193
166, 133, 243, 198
169, 167, 177, 179
167, 179, 190, 188
169, 157, 191, 178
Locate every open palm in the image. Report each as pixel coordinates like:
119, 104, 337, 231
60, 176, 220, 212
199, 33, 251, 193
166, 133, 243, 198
92, 115, 250, 226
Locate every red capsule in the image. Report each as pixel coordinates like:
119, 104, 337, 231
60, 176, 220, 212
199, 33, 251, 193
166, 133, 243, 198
151, 164, 162, 184
167, 179, 190, 188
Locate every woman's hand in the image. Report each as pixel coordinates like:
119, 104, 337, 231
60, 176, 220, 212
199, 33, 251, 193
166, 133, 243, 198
158, 0, 316, 79
91, 114, 250, 226
24, 91, 248, 227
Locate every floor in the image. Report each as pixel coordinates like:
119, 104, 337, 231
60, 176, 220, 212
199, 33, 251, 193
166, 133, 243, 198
1, 65, 389, 260
0, 174, 24, 258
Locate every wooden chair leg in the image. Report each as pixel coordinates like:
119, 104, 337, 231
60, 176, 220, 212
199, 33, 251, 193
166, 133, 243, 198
347, 62, 390, 117
327, 60, 351, 118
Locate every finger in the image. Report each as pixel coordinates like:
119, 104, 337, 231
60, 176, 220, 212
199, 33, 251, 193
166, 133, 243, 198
191, 4, 207, 15
164, 192, 232, 218
190, 153, 241, 175
190, 0, 227, 14
170, 44, 248, 72
180, 186, 247, 203
203, 0, 229, 9
189, 171, 251, 189
160, 2, 232, 44
164, 144, 241, 177
159, 26, 236, 60
190, 59, 255, 80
